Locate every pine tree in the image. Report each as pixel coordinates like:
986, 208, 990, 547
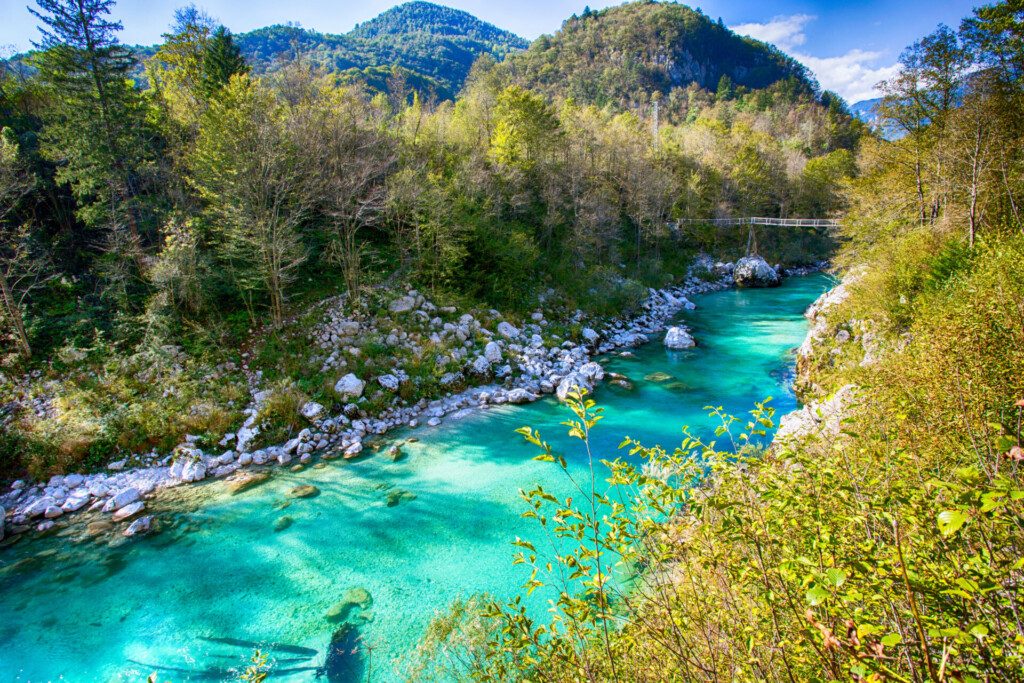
29, 0, 153, 269
200, 26, 248, 98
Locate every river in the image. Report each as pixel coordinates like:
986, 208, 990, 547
0, 273, 832, 682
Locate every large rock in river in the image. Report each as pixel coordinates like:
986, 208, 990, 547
664, 326, 696, 349
733, 255, 781, 288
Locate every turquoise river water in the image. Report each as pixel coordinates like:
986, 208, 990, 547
0, 274, 831, 682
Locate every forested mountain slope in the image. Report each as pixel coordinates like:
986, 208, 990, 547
234, 2, 528, 98
503, 1, 817, 110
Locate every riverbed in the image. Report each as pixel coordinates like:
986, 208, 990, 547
0, 273, 832, 682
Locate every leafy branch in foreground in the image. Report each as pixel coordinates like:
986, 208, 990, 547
419, 382, 1023, 682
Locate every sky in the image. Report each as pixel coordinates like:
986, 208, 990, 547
0, 0, 981, 103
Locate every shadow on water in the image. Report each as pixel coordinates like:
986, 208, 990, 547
316, 623, 367, 682
128, 636, 323, 681
128, 659, 320, 680
199, 635, 319, 657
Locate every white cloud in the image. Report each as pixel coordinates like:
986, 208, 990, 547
731, 14, 899, 103
794, 50, 901, 103
732, 14, 814, 51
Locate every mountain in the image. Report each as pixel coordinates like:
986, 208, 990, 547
502, 2, 817, 108
849, 97, 882, 125
231, 2, 528, 98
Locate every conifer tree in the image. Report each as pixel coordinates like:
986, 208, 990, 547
29, 0, 153, 270
200, 26, 248, 98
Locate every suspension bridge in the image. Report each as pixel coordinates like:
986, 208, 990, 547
673, 217, 839, 229
670, 216, 840, 256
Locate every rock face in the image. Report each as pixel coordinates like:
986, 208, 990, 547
663, 326, 696, 349
733, 255, 781, 288
776, 384, 858, 444
334, 373, 365, 399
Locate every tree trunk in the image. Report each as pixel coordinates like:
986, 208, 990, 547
0, 271, 31, 358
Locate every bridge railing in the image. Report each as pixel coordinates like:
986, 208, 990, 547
672, 217, 839, 228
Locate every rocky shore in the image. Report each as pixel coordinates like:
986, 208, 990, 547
1, 255, 822, 545
775, 271, 870, 446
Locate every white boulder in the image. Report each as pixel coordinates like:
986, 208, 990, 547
112, 501, 145, 522
483, 341, 503, 363
497, 321, 520, 339
389, 295, 417, 313
300, 401, 325, 420
733, 255, 781, 288
664, 326, 696, 349
334, 373, 365, 400
471, 355, 491, 374
556, 373, 593, 402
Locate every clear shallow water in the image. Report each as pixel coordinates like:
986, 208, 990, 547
0, 274, 831, 682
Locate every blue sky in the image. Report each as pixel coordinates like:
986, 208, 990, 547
1, 0, 981, 102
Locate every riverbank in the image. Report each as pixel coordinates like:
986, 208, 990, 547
0, 257, 825, 546
0, 270, 831, 682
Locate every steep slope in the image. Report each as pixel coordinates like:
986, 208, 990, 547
235, 2, 527, 98
503, 1, 817, 107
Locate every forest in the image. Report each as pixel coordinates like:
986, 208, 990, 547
0, 0, 859, 477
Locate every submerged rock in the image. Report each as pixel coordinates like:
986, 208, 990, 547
644, 371, 674, 383
123, 515, 153, 537
273, 515, 293, 532
320, 622, 366, 682
385, 489, 416, 507
86, 519, 114, 537
608, 373, 634, 391
326, 587, 373, 623
289, 485, 320, 499
225, 471, 270, 495
733, 255, 781, 288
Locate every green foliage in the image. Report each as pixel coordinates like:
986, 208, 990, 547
466, 356, 1024, 680
30, 0, 156, 236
